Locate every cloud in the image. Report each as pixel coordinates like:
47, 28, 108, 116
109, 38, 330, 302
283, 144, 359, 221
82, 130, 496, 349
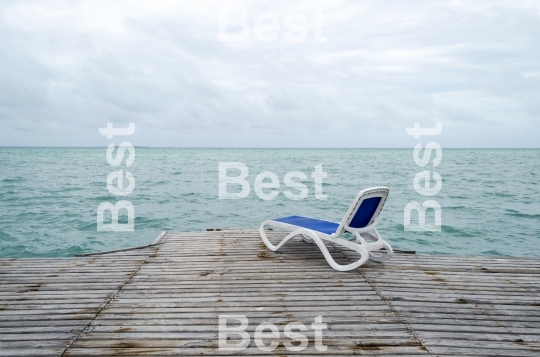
0, 0, 539, 147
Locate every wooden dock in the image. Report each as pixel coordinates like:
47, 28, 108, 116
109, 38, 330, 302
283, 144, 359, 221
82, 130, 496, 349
1, 230, 539, 356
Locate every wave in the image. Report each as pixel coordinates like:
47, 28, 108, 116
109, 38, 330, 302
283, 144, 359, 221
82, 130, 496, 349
505, 209, 540, 219
1, 178, 25, 183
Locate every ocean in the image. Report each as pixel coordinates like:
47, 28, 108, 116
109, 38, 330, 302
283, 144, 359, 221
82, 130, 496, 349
0, 148, 538, 258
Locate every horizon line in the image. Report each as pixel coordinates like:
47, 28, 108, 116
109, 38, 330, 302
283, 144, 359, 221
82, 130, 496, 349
1, 146, 539, 150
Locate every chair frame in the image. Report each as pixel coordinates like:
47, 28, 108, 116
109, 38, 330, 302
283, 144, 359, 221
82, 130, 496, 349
259, 187, 393, 271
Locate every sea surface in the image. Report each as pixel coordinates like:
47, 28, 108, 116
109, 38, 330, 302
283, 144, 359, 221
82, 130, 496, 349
0, 148, 538, 258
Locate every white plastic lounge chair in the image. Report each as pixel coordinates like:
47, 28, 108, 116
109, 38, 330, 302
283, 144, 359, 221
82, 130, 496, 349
259, 187, 393, 271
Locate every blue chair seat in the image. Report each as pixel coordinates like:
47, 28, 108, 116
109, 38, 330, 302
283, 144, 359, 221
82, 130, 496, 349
274, 216, 339, 235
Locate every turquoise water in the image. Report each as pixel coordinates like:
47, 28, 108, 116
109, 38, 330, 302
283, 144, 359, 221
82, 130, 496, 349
0, 148, 538, 258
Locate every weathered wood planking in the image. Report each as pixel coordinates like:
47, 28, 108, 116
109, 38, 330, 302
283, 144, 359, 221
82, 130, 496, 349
0, 245, 160, 356
0, 230, 538, 356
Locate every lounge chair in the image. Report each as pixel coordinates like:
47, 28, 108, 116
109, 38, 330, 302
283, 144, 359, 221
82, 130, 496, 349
259, 187, 393, 271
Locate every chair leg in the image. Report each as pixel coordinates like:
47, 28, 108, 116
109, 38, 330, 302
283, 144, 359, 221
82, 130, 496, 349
368, 240, 393, 262
353, 231, 393, 262
259, 223, 369, 272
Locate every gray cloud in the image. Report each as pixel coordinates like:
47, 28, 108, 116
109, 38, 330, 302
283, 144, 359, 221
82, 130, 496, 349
0, 0, 539, 147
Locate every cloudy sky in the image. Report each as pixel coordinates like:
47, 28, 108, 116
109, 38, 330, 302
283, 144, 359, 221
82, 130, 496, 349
0, 0, 539, 147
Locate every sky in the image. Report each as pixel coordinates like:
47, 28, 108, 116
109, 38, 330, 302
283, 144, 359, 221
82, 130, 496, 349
0, 0, 539, 148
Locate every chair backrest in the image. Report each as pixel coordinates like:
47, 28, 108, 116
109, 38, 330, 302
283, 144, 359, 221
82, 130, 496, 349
334, 187, 390, 236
